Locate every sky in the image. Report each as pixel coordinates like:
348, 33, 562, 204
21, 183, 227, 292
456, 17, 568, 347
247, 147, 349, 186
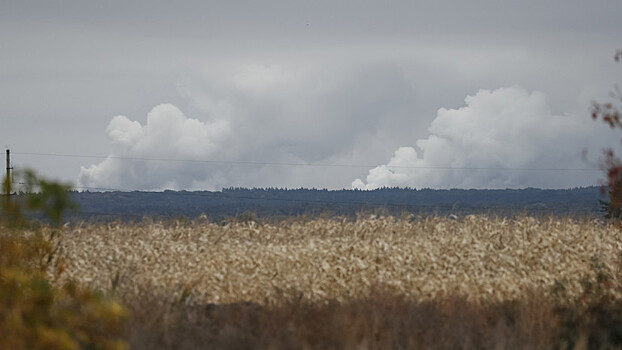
1, 0, 621, 191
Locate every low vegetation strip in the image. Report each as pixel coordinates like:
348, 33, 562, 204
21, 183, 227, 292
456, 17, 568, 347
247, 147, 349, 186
54, 215, 621, 305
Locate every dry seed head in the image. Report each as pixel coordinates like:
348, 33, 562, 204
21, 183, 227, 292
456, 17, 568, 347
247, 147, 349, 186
51, 216, 622, 305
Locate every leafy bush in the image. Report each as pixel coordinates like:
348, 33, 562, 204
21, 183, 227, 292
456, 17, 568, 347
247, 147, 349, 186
0, 170, 129, 350
593, 50, 622, 219
553, 256, 622, 349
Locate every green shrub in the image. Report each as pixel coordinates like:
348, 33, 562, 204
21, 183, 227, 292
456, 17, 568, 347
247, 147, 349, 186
0, 170, 129, 350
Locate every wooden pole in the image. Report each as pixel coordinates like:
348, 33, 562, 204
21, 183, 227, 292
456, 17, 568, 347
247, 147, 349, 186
4, 149, 11, 198
5, 149, 9, 185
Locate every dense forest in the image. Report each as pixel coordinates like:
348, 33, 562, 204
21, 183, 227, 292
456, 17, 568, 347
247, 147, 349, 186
59, 186, 605, 222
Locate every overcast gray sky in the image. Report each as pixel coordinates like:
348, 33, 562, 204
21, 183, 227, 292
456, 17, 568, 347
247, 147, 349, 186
1, 0, 621, 190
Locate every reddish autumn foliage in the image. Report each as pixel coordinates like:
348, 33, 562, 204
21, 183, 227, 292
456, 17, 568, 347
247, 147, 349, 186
594, 50, 622, 218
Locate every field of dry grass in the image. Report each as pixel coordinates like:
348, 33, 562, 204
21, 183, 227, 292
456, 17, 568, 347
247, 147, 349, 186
39, 215, 622, 349
54, 215, 622, 305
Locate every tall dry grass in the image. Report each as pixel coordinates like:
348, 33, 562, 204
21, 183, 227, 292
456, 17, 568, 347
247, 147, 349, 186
44, 215, 622, 349
54, 215, 622, 305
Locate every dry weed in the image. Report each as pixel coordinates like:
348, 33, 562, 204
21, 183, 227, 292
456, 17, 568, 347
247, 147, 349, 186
51, 215, 622, 305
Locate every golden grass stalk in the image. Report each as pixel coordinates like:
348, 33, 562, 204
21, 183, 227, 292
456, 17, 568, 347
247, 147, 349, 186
51, 215, 622, 305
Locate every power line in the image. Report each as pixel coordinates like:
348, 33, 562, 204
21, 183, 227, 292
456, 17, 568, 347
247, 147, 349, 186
7, 152, 604, 219
13, 151, 602, 172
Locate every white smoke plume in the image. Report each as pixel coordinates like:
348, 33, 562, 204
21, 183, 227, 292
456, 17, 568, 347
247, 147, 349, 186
78, 104, 230, 190
353, 86, 606, 190
79, 85, 611, 191
77, 62, 425, 190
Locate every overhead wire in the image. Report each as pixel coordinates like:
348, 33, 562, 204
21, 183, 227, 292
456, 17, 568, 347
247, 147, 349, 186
9, 150, 604, 218
13, 151, 602, 172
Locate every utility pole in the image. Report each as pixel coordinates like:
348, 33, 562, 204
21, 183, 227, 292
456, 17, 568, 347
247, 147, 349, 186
5, 149, 9, 181
4, 149, 11, 198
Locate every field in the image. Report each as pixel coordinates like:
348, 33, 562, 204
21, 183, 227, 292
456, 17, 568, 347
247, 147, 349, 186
45, 215, 622, 349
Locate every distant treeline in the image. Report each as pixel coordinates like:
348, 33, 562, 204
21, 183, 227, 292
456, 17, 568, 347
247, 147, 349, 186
58, 186, 605, 222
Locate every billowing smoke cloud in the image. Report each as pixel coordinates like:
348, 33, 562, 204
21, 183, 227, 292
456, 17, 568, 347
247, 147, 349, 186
353, 86, 607, 190
78, 61, 426, 191
78, 104, 230, 190
79, 82, 611, 191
